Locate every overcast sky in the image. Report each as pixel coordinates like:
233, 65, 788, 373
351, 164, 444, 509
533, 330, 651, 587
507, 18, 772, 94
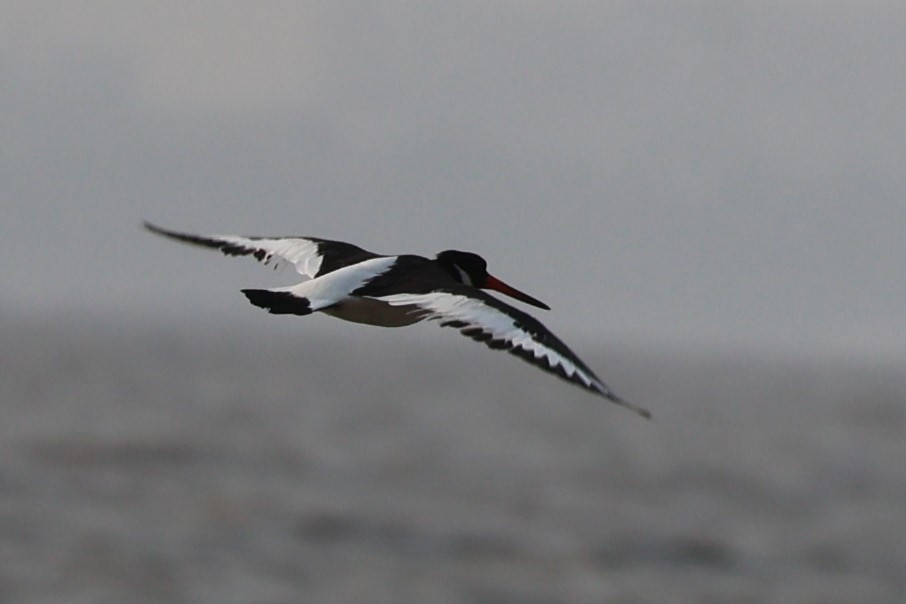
4, 2, 906, 359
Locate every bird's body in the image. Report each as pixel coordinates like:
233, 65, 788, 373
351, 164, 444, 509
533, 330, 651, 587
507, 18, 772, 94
145, 222, 650, 418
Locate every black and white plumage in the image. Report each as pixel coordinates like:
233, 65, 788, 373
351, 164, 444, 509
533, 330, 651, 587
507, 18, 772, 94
145, 222, 650, 418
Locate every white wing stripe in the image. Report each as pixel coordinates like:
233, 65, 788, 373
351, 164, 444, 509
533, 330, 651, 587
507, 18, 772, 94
216, 235, 323, 276
284, 256, 399, 310
144, 223, 327, 277
380, 292, 600, 389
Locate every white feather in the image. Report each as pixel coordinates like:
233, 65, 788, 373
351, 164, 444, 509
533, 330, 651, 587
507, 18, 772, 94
278, 256, 399, 310
379, 292, 599, 389
215, 235, 323, 277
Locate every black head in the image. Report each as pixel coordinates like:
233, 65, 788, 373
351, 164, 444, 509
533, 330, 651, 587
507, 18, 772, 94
436, 250, 550, 310
436, 250, 487, 286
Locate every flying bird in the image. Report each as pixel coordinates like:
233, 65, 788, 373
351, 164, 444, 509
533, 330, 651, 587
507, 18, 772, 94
145, 222, 649, 418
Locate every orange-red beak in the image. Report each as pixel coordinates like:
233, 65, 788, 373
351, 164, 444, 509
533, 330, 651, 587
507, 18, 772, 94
483, 274, 550, 310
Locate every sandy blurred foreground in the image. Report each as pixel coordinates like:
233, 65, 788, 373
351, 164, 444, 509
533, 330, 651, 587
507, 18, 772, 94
1, 316, 903, 604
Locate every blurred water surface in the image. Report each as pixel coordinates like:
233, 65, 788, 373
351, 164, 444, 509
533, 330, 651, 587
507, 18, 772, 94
1, 315, 903, 603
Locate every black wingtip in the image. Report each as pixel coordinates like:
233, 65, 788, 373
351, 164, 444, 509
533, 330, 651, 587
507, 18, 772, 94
615, 396, 653, 420
143, 221, 226, 251
600, 389, 652, 420
635, 405, 653, 420
143, 220, 178, 239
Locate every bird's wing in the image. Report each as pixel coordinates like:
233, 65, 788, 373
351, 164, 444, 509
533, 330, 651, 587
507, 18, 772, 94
378, 289, 650, 418
144, 221, 379, 278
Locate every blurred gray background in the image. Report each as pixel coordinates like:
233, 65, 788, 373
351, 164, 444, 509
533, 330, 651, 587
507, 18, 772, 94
4, 1, 906, 357
2, 3, 904, 603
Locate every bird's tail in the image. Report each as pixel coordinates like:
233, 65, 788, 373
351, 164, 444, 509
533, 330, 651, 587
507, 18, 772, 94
241, 289, 313, 316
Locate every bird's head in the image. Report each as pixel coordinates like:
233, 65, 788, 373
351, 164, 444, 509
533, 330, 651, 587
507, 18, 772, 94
436, 250, 550, 310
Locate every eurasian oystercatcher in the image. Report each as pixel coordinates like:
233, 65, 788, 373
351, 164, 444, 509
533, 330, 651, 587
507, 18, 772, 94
145, 222, 649, 418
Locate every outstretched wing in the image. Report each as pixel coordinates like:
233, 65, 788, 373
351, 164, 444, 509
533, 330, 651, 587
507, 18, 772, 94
379, 289, 650, 418
144, 221, 379, 278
